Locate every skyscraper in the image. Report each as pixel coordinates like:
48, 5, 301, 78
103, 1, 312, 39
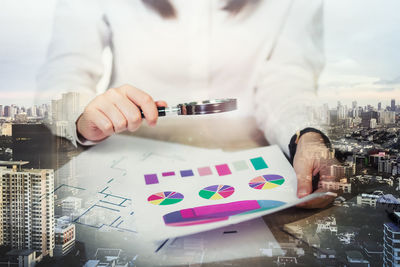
361, 111, 378, 128
392, 99, 396, 111
3, 106, 11, 117
0, 162, 55, 256
383, 212, 400, 267
378, 102, 382, 111
352, 101, 358, 109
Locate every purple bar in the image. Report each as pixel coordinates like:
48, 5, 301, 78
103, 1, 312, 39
180, 170, 194, 177
162, 171, 175, 177
144, 174, 159, 185
215, 164, 232, 176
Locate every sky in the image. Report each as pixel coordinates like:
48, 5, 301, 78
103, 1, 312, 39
0, 0, 399, 108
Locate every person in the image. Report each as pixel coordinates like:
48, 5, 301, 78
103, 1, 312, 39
37, 0, 336, 208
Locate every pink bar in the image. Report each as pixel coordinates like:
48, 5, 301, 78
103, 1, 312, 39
198, 166, 212, 176
162, 171, 175, 177
194, 200, 261, 216
181, 208, 195, 218
215, 164, 232, 176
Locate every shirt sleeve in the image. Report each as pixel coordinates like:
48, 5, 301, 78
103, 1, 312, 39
36, 0, 110, 147
253, 0, 326, 156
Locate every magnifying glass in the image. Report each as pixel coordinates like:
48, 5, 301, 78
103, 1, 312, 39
141, 99, 237, 118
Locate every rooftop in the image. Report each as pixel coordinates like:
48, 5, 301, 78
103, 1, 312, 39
0, 160, 29, 166
385, 222, 400, 232
6, 249, 36, 256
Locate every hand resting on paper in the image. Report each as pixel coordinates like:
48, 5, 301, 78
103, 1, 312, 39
294, 132, 338, 209
76, 84, 167, 142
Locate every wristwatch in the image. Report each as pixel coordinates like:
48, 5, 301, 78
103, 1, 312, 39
288, 127, 331, 165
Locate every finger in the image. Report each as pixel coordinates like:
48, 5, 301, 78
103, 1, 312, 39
106, 88, 142, 132
156, 100, 168, 107
95, 96, 127, 133
81, 107, 114, 139
293, 156, 313, 198
296, 188, 336, 209
121, 85, 158, 126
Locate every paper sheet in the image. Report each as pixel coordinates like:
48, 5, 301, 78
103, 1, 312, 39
57, 134, 330, 252
129, 144, 330, 241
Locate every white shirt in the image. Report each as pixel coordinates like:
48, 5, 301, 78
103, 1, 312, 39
37, 0, 325, 155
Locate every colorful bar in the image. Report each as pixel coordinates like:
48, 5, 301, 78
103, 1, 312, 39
162, 171, 175, 177
198, 166, 212, 176
163, 200, 286, 227
180, 169, 194, 177
232, 160, 249, 171
250, 157, 268, 170
215, 164, 232, 176
144, 174, 159, 185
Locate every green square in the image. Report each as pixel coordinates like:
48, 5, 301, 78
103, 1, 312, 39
250, 157, 268, 170
232, 160, 249, 171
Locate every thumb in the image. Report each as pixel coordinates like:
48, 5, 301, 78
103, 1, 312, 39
294, 158, 314, 198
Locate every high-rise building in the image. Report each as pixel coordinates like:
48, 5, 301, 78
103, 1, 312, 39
361, 111, 378, 128
383, 212, 400, 267
0, 162, 55, 256
0, 105, 3, 117
391, 99, 396, 111
378, 102, 382, 111
54, 217, 75, 257
3, 106, 11, 117
352, 101, 358, 109
12, 124, 55, 169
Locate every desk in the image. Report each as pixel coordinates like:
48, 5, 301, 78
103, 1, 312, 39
55, 117, 385, 266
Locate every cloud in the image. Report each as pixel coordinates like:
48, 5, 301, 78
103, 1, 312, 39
379, 87, 396, 92
374, 76, 400, 85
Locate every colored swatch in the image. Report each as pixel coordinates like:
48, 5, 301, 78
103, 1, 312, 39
198, 166, 212, 176
215, 164, 232, 176
249, 174, 285, 190
232, 160, 249, 171
162, 171, 175, 177
163, 200, 286, 226
144, 174, 158, 185
250, 157, 268, 170
199, 185, 235, 200
180, 170, 194, 177
147, 191, 184, 206
144, 156, 269, 185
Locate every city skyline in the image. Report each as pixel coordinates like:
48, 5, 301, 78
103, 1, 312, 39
0, 97, 399, 116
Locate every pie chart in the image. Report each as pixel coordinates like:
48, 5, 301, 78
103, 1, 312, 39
249, 174, 285, 190
147, 191, 184, 205
199, 185, 235, 200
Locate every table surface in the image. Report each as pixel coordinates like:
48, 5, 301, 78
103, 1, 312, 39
56, 116, 382, 266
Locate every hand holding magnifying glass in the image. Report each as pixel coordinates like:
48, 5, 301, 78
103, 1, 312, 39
76, 84, 238, 143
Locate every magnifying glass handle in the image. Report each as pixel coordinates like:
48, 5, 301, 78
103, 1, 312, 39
140, 107, 166, 118
140, 107, 180, 118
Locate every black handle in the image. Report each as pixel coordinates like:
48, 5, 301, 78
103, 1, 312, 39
140, 107, 166, 118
